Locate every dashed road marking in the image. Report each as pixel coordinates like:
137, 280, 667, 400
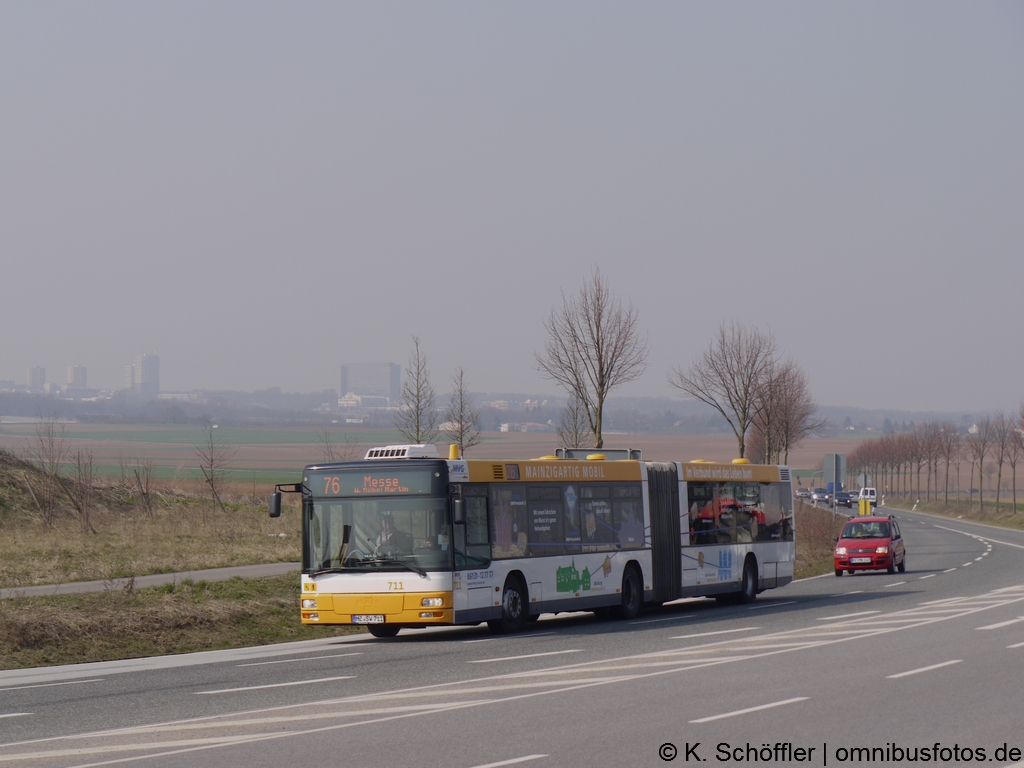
887, 660, 962, 679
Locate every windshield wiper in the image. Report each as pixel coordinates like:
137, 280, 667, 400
364, 558, 428, 578
308, 566, 348, 577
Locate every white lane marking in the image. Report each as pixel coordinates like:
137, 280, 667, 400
690, 696, 809, 723
195, 676, 354, 694
919, 574, 936, 580
629, 614, 697, 625
816, 611, 880, 621
975, 557, 984, 561
469, 650, 581, 664
0, 679, 104, 693
1007, 641, 1024, 649
748, 600, 798, 610
934, 526, 1024, 551
237, 653, 361, 667
963, 563, 973, 567
670, 628, 759, 640
464, 638, 495, 644
885, 582, 906, 587
976, 617, 1024, 631
469, 755, 548, 768
516, 632, 557, 639
886, 660, 962, 679
845, 590, 864, 595
943, 568, 957, 573
0, 713, 33, 719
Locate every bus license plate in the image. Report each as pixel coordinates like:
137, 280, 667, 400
851, 557, 871, 564
353, 614, 385, 624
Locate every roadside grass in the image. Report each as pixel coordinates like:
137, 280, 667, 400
0, 574, 363, 670
0, 474, 301, 589
794, 501, 846, 579
883, 497, 1024, 531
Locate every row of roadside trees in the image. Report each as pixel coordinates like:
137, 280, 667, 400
848, 407, 1024, 513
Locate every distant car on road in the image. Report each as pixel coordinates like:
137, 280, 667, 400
795, 488, 811, 500
834, 514, 905, 576
833, 492, 854, 508
811, 488, 831, 504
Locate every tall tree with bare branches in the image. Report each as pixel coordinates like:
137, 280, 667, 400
443, 367, 482, 457
670, 322, 777, 459
394, 336, 439, 445
749, 358, 823, 465
535, 269, 648, 450
938, 423, 962, 506
991, 413, 1014, 513
966, 418, 992, 512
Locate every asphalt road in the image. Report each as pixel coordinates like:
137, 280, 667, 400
3, 507, 1024, 768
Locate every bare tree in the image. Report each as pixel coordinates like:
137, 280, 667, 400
556, 393, 590, 450
670, 322, 777, 459
69, 449, 97, 534
442, 367, 482, 456
315, 427, 362, 463
992, 413, 1013, 513
394, 336, 440, 445
194, 422, 234, 512
25, 412, 69, 528
749, 358, 823, 465
938, 423, 962, 506
1005, 413, 1023, 515
535, 269, 648, 450
134, 458, 155, 518
966, 418, 992, 512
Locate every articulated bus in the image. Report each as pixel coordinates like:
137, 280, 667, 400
269, 444, 795, 638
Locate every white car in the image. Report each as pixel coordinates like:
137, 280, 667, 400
858, 487, 878, 507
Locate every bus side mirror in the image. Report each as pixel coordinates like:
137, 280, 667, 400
453, 498, 465, 525
269, 492, 282, 518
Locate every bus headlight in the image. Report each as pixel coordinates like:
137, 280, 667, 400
307, 613, 319, 621
421, 597, 443, 607
301, 599, 317, 609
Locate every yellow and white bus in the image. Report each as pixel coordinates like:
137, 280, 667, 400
270, 444, 795, 638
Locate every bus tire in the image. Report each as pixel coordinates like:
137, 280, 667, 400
616, 565, 643, 620
367, 624, 400, 638
488, 576, 528, 634
738, 558, 757, 604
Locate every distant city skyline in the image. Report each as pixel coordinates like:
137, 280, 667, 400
2, 4, 1021, 413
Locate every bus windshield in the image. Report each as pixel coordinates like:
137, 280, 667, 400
307, 496, 450, 574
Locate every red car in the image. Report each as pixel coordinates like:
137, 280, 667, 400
834, 515, 906, 576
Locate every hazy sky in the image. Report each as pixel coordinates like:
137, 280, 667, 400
2, 3, 1022, 413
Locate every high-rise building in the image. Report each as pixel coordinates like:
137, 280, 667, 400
27, 366, 45, 392
340, 362, 401, 406
67, 366, 87, 391
126, 354, 160, 398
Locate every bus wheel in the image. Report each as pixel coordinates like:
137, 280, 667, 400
617, 566, 643, 620
488, 577, 527, 634
367, 624, 400, 638
737, 558, 757, 604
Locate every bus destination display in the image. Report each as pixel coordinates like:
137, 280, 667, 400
310, 469, 435, 497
